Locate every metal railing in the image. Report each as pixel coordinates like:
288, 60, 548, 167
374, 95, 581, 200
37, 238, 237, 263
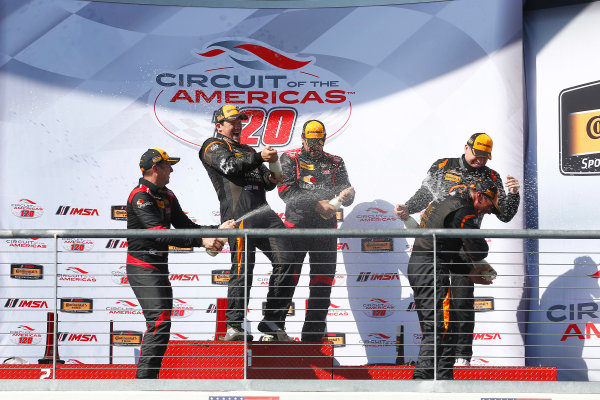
1, 228, 600, 390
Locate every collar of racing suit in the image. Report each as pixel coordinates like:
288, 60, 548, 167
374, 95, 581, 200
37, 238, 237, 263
138, 177, 166, 197
459, 154, 481, 173
300, 146, 325, 161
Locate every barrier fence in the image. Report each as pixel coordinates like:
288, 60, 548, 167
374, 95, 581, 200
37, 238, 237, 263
0, 228, 599, 386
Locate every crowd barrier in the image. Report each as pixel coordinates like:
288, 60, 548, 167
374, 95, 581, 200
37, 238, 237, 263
1, 228, 599, 394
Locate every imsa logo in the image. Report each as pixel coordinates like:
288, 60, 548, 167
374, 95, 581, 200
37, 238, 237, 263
356, 271, 400, 282
59, 332, 98, 342
106, 239, 128, 249
5, 299, 49, 309
10, 264, 43, 280
56, 206, 99, 216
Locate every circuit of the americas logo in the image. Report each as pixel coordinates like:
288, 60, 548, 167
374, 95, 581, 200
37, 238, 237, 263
151, 38, 354, 150
11, 198, 44, 218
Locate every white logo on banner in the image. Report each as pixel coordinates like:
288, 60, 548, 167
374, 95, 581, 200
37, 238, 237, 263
9, 325, 43, 345
11, 199, 44, 219
151, 38, 354, 149
62, 239, 94, 252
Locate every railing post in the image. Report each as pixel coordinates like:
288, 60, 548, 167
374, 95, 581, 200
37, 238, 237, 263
244, 230, 249, 380
53, 233, 58, 379
432, 232, 437, 381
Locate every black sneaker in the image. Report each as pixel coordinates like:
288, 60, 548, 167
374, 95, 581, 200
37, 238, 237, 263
223, 323, 254, 341
257, 321, 293, 342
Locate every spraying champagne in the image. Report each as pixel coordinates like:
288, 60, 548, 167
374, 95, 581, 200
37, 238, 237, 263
205, 206, 272, 256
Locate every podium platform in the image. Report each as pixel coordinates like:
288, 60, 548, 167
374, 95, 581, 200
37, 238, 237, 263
0, 340, 556, 380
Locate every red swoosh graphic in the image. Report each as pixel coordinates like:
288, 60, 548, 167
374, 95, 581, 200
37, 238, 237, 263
67, 267, 88, 274
589, 271, 600, 279
371, 298, 388, 303
234, 44, 311, 70
198, 49, 225, 57
19, 326, 35, 331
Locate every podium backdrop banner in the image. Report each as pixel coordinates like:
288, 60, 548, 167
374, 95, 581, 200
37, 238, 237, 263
0, 0, 524, 366
525, 2, 600, 381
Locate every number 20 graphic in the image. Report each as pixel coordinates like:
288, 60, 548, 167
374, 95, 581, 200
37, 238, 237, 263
240, 107, 297, 147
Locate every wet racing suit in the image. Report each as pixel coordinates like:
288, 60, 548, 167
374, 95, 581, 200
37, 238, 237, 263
277, 147, 353, 341
199, 133, 291, 328
126, 177, 216, 379
408, 192, 488, 379
405, 155, 519, 361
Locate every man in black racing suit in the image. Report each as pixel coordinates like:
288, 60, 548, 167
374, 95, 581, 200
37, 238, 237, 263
199, 104, 293, 342
395, 133, 520, 366
277, 120, 355, 341
408, 176, 497, 379
127, 148, 234, 379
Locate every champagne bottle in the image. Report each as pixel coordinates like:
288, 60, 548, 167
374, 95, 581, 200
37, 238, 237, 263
328, 196, 342, 209
321, 196, 342, 219
206, 238, 227, 257
269, 160, 282, 179
473, 259, 497, 282
403, 215, 419, 229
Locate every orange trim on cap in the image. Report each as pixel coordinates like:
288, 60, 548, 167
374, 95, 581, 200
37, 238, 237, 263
460, 214, 477, 228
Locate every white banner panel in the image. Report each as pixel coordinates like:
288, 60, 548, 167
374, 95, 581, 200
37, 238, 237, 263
0, 0, 524, 368
525, 2, 600, 381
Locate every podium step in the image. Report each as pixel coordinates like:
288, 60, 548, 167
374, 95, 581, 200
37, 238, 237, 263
0, 340, 557, 380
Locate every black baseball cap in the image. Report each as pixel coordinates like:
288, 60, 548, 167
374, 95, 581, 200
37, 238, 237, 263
139, 148, 180, 172
469, 176, 501, 214
212, 104, 249, 124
